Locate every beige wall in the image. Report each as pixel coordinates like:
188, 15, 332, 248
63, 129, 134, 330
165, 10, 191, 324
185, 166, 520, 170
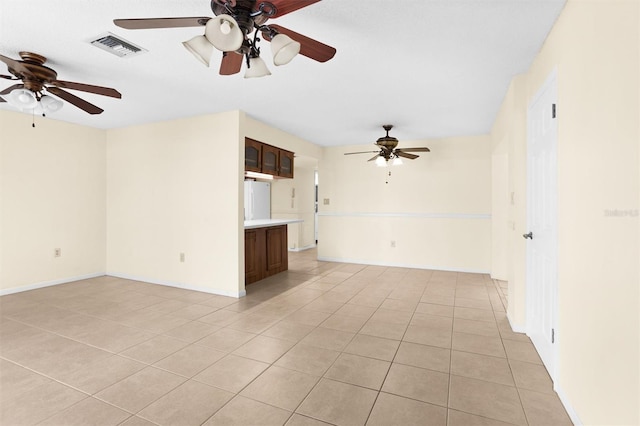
491, 1, 640, 424
106, 111, 244, 297
318, 135, 492, 272
0, 111, 106, 293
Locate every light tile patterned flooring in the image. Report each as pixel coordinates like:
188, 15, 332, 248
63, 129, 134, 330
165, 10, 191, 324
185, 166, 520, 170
0, 249, 573, 425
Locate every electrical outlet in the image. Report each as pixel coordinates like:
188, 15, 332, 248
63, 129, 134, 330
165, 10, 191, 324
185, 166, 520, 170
54, 248, 61, 257
180, 252, 185, 263
390, 240, 396, 248
323, 198, 330, 205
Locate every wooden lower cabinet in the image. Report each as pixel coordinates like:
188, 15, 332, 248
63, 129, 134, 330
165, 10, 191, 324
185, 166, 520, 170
245, 225, 288, 285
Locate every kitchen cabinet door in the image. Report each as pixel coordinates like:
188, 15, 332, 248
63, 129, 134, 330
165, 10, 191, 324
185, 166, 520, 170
245, 138, 262, 173
278, 149, 294, 178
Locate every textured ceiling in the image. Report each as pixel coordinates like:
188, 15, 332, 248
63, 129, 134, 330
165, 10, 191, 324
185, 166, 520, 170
0, 0, 565, 147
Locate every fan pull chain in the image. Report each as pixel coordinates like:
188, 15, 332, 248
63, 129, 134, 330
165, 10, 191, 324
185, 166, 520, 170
386, 170, 391, 184
31, 109, 35, 128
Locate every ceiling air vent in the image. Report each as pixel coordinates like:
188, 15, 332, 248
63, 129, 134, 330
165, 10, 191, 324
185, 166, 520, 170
89, 32, 147, 58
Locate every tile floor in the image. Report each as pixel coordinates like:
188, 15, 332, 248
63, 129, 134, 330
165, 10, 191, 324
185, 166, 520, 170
0, 249, 573, 425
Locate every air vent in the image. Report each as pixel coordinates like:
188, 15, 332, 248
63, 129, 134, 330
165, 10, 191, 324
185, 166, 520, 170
89, 32, 147, 58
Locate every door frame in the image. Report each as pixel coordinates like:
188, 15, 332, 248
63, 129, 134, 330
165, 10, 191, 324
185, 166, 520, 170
525, 68, 559, 383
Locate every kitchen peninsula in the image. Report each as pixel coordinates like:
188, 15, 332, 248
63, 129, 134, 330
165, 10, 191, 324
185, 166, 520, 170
244, 219, 303, 285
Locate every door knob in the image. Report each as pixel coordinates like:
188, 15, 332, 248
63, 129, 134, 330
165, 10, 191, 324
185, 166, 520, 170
523, 232, 533, 240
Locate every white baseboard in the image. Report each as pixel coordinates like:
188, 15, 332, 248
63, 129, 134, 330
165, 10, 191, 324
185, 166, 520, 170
0, 272, 106, 296
555, 384, 582, 425
106, 272, 246, 298
288, 244, 316, 252
506, 311, 527, 333
316, 256, 490, 275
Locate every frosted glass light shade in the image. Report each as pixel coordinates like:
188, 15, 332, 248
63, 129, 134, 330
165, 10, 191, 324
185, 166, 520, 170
392, 156, 403, 166
271, 34, 300, 66
375, 156, 387, 167
40, 95, 63, 113
183, 35, 214, 66
244, 56, 271, 78
205, 14, 243, 52
9, 88, 37, 109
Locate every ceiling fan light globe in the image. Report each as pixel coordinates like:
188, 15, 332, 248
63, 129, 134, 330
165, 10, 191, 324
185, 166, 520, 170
40, 95, 63, 113
205, 14, 244, 52
183, 35, 214, 66
8, 88, 37, 109
244, 56, 271, 78
271, 34, 300, 66
375, 156, 387, 167
392, 156, 403, 166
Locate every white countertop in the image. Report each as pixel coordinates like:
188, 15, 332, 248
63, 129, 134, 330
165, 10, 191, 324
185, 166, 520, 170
244, 218, 303, 229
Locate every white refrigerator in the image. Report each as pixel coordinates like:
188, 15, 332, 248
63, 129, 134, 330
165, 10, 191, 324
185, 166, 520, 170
244, 181, 271, 220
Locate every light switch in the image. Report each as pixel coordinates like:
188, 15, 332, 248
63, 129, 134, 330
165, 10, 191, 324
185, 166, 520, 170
323, 198, 330, 205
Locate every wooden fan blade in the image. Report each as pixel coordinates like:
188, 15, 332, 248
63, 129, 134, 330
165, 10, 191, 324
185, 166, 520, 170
0, 54, 35, 78
114, 17, 210, 30
344, 151, 379, 156
0, 97, 6, 103
368, 154, 381, 162
396, 151, 419, 160
268, 0, 321, 18
0, 83, 24, 95
219, 52, 243, 75
396, 147, 431, 153
264, 25, 336, 63
47, 87, 103, 115
51, 80, 121, 98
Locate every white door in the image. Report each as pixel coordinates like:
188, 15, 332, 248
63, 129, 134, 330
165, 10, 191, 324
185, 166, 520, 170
526, 70, 558, 378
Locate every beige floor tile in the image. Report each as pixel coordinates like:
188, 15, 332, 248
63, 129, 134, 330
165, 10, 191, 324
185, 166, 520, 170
198, 309, 246, 327
509, 360, 554, 394
263, 321, 316, 342
452, 332, 505, 358
518, 389, 573, 426
450, 350, 514, 386
144, 299, 191, 314
119, 416, 157, 426
161, 320, 219, 342
227, 312, 283, 333
403, 325, 452, 348
449, 375, 526, 425
193, 354, 269, 393
503, 340, 543, 364
454, 307, 496, 322
204, 395, 291, 425
420, 294, 455, 306
153, 344, 226, 377
196, 327, 258, 352
95, 367, 186, 413
299, 327, 355, 351
319, 313, 368, 333
348, 293, 386, 308
448, 409, 518, 426
410, 312, 454, 329
379, 298, 419, 312
285, 413, 332, 425
68, 319, 157, 353
394, 341, 450, 373
232, 335, 296, 363
304, 297, 345, 313
1, 380, 87, 425
343, 334, 400, 361
296, 378, 378, 426
455, 297, 493, 310
359, 320, 407, 340
275, 343, 340, 376
240, 365, 319, 411
415, 303, 454, 317
284, 309, 332, 327
324, 353, 390, 390
334, 303, 376, 319
56, 355, 147, 395
382, 363, 449, 406
120, 335, 189, 364
38, 397, 131, 426
138, 380, 233, 426
453, 318, 500, 338
0, 359, 51, 399
367, 392, 447, 426
168, 303, 220, 320
369, 308, 413, 325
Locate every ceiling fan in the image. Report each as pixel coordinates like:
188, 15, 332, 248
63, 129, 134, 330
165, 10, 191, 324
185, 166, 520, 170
114, 0, 336, 78
0, 51, 121, 115
345, 125, 431, 166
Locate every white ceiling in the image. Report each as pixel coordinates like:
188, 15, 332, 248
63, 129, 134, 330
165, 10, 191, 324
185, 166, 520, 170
0, 0, 565, 147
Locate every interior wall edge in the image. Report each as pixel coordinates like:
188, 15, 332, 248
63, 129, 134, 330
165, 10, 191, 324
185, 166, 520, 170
554, 383, 584, 426
0, 272, 106, 297
107, 272, 245, 298
316, 256, 490, 275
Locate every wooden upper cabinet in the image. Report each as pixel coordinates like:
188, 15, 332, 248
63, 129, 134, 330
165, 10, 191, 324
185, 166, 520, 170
244, 138, 295, 179
278, 149, 294, 179
261, 144, 280, 175
244, 138, 262, 172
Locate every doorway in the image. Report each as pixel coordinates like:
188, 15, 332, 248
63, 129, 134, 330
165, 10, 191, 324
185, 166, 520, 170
525, 69, 559, 379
